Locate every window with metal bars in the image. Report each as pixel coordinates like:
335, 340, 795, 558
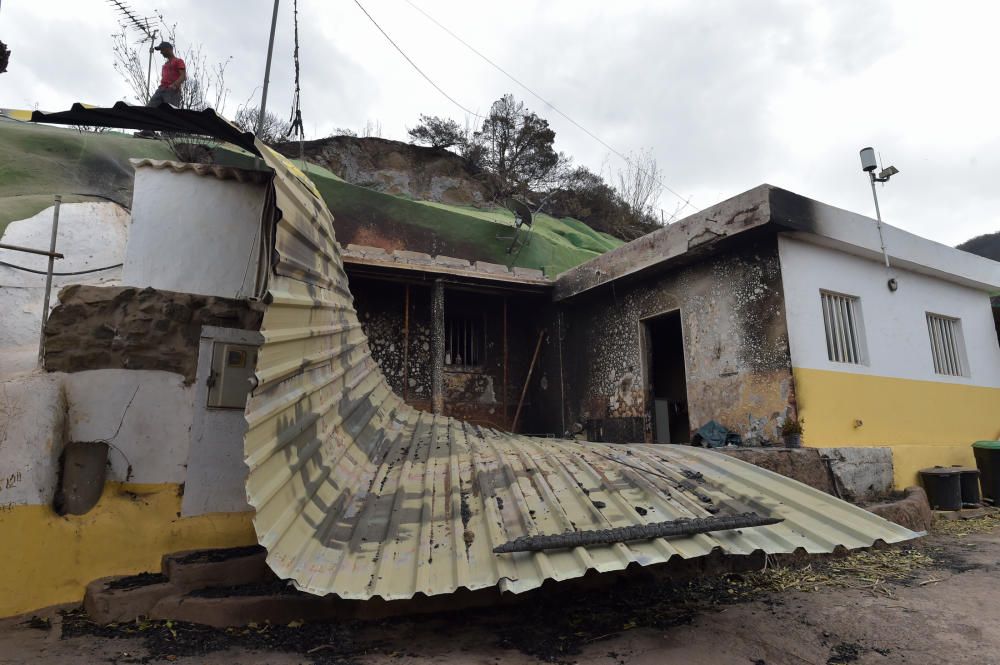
820, 291, 866, 364
926, 313, 967, 377
445, 314, 485, 368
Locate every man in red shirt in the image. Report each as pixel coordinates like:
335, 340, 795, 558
147, 41, 186, 107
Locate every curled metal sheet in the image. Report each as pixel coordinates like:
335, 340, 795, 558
245, 144, 919, 600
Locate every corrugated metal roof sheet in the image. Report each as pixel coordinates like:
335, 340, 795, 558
245, 143, 919, 601
130, 158, 272, 184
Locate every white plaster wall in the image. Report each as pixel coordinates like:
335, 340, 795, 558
181, 326, 259, 517
122, 168, 266, 299
63, 370, 194, 484
788, 196, 1000, 291
779, 235, 1000, 387
0, 202, 128, 377
0, 373, 66, 507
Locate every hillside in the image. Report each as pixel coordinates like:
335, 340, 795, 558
0, 121, 621, 276
958, 231, 1000, 262
274, 135, 490, 206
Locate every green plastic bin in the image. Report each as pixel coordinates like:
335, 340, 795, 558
972, 441, 1000, 504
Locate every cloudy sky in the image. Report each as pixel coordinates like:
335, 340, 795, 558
3, 0, 999, 245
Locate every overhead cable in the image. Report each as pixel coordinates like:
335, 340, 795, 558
404, 0, 696, 215
353, 0, 482, 118
0, 260, 123, 276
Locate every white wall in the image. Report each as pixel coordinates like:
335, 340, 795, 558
779, 235, 1000, 387
182, 326, 259, 517
0, 202, 128, 378
62, 370, 195, 484
0, 373, 66, 507
0, 370, 195, 509
122, 167, 266, 299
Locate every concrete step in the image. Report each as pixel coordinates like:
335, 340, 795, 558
83, 545, 272, 624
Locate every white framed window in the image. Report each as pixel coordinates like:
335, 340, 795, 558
820, 291, 867, 364
926, 313, 967, 377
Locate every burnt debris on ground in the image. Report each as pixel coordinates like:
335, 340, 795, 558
59, 607, 362, 665
51, 519, 997, 665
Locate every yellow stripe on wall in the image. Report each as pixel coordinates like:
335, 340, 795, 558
0, 483, 255, 618
793, 367, 1000, 487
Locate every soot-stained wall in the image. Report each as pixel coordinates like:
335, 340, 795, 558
553, 236, 795, 444
349, 275, 547, 430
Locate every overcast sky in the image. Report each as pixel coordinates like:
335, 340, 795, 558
3, 0, 999, 245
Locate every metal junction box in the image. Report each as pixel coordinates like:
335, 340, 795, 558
207, 342, 257, 409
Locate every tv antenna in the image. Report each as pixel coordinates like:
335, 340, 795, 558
859, 146, 900, 281
106, 0, 160, 102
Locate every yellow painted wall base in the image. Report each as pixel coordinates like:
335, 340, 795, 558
794, 368, 1000, 488
0, 482, 255, 618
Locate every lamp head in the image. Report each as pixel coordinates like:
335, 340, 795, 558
860, 147, 878, 172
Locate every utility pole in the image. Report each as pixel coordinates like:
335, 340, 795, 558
256, 0, 280, 138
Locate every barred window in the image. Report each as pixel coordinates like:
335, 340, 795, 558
820, 291, 866, 364
446, 315, 485, 367
926, 313, 967, 377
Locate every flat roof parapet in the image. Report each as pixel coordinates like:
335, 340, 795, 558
339, 244, 552, 288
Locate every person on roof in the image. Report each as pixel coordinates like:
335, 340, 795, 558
147, 41, 186, 107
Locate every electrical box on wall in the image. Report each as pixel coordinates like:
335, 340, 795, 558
207, 342, 257, 409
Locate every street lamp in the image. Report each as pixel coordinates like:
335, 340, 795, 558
859, 146, 899, 273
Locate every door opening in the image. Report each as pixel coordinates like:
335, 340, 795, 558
644, 311, 690, 443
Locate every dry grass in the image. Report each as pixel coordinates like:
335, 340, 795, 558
931, 511, 1000, 538
699, 548, 935, 601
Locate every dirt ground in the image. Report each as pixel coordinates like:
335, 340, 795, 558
2, 519, 998, 665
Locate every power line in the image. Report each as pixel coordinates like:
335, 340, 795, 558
352, 0, 482, 118
403, 0, 696, 216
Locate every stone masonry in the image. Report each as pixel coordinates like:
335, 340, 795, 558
43, 285, 264, 384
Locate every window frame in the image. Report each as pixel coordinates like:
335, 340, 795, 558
925, 312, 969, 377
819, 290, 869, 366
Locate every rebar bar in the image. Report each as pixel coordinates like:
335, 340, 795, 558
493, 512, 783, 554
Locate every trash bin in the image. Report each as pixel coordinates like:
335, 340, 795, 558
919, 467, 963, 511
951, 466, 982, 506
973, 441, 1000, 504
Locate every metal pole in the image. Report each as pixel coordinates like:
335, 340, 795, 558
0, 243, 63, 258
145, 30, 156, 103
869, 172, 891, 269
256, 0, 281, 138
38, 196, 62, 363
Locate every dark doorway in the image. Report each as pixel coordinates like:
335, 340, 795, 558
644, 311, 690, 443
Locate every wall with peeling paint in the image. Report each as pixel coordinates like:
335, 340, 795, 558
553, 236, 795, 444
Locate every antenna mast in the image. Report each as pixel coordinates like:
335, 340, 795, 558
106, 0, 159, 102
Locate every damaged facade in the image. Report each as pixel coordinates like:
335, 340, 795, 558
0, 106, 994, 618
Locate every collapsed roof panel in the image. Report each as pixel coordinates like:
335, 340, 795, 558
249, 143, 918, 600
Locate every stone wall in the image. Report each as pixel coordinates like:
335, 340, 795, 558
552, 236, 795, 443
43, 285, 263, 384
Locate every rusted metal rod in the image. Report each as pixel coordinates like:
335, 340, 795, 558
38, 195, 62, 362
511, 329, 545, 433
0, 242, 64, 259
493, 512, 784, 554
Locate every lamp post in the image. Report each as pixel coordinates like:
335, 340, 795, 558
859, 147, 899, 270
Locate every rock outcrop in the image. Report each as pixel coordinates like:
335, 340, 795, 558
275, 136, 490, 205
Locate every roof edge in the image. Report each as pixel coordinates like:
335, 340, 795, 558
130, 158, 272, 185
552, 184, 775, 301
